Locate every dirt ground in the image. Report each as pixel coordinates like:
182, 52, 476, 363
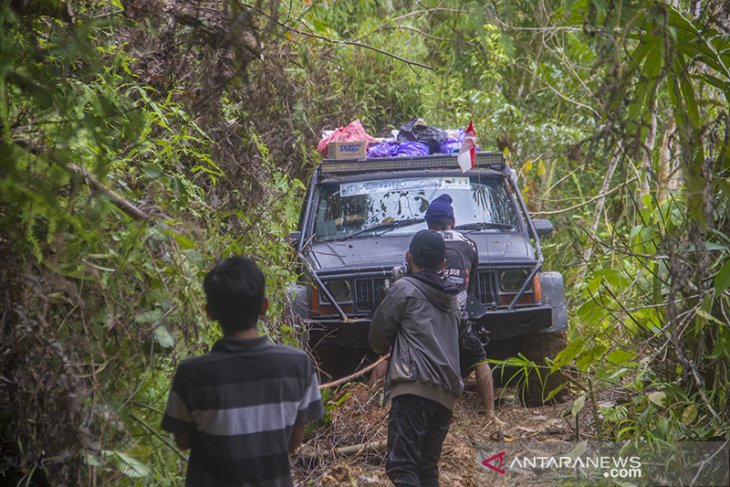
292, 377, 585, 487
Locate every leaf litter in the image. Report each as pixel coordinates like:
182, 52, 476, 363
292, 376, 582, 486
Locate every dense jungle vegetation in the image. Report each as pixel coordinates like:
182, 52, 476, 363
1, 0, 728, 484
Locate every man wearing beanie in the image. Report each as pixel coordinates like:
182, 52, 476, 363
369, 230, 464, 487
425, 194, 504, 427
422, 194, 454, 226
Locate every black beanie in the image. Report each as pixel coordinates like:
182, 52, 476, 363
409, 230, 445, 270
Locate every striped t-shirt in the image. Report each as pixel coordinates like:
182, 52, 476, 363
162, 336, 324, 486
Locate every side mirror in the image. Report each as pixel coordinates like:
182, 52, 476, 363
288, 231, 302, 248
532, 219, 554, 238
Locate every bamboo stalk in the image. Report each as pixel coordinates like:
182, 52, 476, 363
13, 138, 151, 221
639, 97, 658, 208
68, 163, 150, 221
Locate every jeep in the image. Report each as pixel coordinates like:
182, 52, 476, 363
290, 152, 568, 404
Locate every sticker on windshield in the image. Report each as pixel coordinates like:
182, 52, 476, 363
340, 177, 470, 197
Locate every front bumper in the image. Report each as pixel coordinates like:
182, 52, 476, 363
472, 304, 552, 341
304, 303, 554, 350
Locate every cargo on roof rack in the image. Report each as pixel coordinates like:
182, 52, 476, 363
318, 151, 505, 176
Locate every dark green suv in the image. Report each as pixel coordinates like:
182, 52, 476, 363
290, 152, 568, 402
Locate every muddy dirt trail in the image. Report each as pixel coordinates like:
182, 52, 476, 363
293, 378, 582, 486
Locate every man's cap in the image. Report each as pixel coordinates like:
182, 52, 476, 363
425, 194, 454, 224
409, 230, 446, 268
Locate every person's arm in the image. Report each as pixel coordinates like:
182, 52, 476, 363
368, 284, 406, 354
291, 358, 325, 453
174, 432, 192, 451
467, 237, 479, 295
475, 361, 507, 427
289, 425, 304, 453
161, 367, 196, 449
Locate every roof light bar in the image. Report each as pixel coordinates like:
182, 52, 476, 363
319, 152, 505, 175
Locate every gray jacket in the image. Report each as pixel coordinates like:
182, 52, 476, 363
368, 273, 464, 410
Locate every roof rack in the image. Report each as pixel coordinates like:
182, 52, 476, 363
318, 152, 505, 176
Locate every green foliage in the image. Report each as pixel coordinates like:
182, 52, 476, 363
309, 387, 352, 435
1, 2, 305, 484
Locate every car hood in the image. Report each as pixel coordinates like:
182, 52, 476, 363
305, 232, 534, 273
470, 232, 535, 262
307, 236, 410, 272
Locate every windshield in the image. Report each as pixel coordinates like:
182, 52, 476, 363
313, 176, 520, 241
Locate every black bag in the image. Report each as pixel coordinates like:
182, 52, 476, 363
396, 117, 446, 154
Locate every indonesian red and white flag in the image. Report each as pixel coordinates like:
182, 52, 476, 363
457, 119, 477, 172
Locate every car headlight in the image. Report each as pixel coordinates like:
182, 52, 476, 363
500, 270, 530, 292
320, 280, 352, 303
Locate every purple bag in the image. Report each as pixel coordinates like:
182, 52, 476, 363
439, 128, 480, 154
367, 140, 400, 158
367, 140, 430, 158
393, 141, 429, 157
439, 137, 460, 154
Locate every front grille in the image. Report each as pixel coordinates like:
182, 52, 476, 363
476, 272, 497, 305
355, 278, 386, 312
355, 274, 497, 311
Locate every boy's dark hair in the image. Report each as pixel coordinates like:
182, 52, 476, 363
203, 256, 265, 334
426, 217, 455, 231
409, 230, 445, 271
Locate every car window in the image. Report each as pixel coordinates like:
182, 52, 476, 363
313, 176, 519, 241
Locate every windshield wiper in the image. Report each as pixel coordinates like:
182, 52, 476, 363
454, 222, 516, 232
340, 218, 423, 240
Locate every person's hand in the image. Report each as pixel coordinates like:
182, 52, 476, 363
368, 357, 389, 389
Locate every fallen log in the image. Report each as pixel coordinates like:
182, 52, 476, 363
298, 439, 387, 460
319, 354, 389, 390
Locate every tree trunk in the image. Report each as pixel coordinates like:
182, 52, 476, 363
657, 118, 678, 204
640, 98, 658, 207
578, 142, 623, 280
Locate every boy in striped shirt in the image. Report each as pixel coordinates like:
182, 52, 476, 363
162, 256, 324, 486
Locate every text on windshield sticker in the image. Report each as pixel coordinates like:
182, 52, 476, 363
340, 177, 470, 197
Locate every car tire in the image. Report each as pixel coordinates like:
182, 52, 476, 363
517, 331, 570, 406
312, 346, 375, 383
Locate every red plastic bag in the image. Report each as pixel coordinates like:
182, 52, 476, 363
317, 120, 376, 157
